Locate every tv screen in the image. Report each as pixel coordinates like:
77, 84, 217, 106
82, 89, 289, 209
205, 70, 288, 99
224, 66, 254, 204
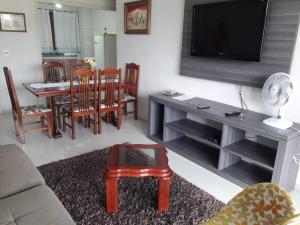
191, 0, 269, 62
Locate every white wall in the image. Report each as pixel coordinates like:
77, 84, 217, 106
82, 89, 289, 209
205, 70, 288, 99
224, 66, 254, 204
0, 1, 117, 108
93, 10, 117, 35
0, 0, 43, 113
288, 22, 300, 188
79, 9, 116, 58
117, 0, 267, 121
116, 0, 300, 186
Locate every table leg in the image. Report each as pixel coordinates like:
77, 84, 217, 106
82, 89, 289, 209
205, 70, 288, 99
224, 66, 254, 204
158, 176, 171, 212
106, 177, 118, 214
50, 96, 62, 138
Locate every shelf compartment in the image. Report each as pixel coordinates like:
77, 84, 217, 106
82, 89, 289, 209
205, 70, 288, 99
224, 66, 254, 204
165, 136, 220, 169
223, 140, 276, 171
166, 119, 222, 148
221, 161, 272, 187
150, 134, 163, 144
149, 102, 164, 142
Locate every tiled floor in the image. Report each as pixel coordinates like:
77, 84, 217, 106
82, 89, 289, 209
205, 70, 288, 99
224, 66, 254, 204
0, 112, 299, 207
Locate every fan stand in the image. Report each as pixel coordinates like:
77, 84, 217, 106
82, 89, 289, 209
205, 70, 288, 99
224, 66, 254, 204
263, 116, 293, 130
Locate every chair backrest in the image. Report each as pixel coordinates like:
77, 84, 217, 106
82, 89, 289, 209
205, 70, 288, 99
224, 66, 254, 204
125, 63, 140, 98
70, 59, 91, 75
99, 68, 122, 109
42, 61, 66, 83
70, 69, 97, 114
3, 67, 21, 116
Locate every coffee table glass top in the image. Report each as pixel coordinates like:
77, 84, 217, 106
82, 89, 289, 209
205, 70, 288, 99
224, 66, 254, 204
109, 144, 169, 170
117, 146, 159, 167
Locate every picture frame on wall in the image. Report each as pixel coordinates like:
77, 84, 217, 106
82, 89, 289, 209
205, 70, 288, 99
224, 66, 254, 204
0, 12, 27, 32
124, 0, 151, 34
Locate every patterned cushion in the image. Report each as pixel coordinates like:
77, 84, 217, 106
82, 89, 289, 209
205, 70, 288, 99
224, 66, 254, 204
89, 101, 119, 109
55, 96, 78, 105
62, 104, 94, 113
101, 103, 118, 109
55, 96, 71, 105
202, 183, 297, 225
21, 105, 51, 115
121, 94, 136, 101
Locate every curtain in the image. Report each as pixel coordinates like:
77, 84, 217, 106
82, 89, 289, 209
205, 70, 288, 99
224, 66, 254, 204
53, 11, 80, 53
38, 9, 53, 53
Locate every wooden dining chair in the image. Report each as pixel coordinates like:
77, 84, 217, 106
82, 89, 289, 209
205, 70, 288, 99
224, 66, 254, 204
43, 61, 71, 129
3, 67, 53, 144
70, 59, 92, 75
98, 68, 122, 134
62, 69, 97, 139
121, 63, 140, 120
42, 61, 67, 83
70, 60, 93, 124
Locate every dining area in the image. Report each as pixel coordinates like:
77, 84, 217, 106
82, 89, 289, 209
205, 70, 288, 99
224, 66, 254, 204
3, 60, 140, 144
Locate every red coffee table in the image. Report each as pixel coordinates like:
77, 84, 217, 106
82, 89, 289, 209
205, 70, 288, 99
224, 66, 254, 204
105, 144, 173, 214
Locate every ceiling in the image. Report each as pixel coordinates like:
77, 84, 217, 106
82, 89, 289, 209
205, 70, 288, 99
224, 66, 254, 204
37, 0, 116, 10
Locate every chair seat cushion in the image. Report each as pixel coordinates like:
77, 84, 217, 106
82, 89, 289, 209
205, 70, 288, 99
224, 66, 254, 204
0, 185, 75, 225
101, 103, 118, 109
0, 145, 45, 199
55, 96, 72, 105
120, 94, 136, 102
21, 105, 51, 115
90, 101, 119, 109
62, 104, 94, 113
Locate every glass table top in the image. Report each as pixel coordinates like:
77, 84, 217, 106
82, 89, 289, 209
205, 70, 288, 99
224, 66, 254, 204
107, 144, 172, 177
110, 144, 167, 168
116, 146, 160, 167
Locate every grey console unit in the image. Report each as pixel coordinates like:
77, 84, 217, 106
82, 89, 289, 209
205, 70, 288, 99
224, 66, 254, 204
148, 93, 300, 191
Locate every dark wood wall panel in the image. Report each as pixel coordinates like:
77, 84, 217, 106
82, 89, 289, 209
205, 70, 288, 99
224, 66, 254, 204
180, 0, 300, 87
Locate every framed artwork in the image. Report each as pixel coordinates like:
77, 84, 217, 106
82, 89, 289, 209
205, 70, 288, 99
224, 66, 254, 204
124, 0, 151, 34
0, 12, 27, 32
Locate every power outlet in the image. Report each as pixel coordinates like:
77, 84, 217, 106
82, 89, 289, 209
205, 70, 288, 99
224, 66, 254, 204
3, 50, 9, 57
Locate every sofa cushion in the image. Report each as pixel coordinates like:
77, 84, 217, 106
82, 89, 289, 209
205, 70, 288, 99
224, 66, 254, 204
0, 202, 16, 225
0, 144, 45, 198
0, 185, 75, 225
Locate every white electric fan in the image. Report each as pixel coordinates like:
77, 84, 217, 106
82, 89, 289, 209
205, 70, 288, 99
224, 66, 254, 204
262, 72, 294, 130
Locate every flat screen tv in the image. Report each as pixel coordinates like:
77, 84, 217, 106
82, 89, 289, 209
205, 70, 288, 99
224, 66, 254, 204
191, 0, 269, 62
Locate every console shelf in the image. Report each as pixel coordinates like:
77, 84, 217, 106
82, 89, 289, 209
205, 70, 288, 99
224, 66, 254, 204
165, 136, 219, 169
150, 134, 163, 144
223, 140, 276, 171
148, 93, 300, 191
166, 119, 221, 149
221, 161, 272, 186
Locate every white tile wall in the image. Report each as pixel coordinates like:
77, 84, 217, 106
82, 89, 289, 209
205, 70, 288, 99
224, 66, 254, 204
78, 8, 94, 58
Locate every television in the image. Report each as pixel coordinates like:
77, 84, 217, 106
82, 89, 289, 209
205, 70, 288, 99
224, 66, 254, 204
191, 0, 269, 62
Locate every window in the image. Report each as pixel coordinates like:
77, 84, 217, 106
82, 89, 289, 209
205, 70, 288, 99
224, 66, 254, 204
38, 9, 80, 53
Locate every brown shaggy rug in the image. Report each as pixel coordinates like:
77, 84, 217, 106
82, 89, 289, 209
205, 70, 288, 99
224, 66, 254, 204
38, 148, 224, 225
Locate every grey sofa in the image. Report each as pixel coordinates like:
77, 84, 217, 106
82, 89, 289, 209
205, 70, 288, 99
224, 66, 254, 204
0, 144, 76, 225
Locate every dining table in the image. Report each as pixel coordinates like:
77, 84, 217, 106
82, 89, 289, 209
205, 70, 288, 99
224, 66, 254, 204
23, 81, 131, 138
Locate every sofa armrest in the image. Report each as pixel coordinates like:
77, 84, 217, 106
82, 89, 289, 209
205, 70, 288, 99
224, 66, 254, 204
0, 144, 45, 199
